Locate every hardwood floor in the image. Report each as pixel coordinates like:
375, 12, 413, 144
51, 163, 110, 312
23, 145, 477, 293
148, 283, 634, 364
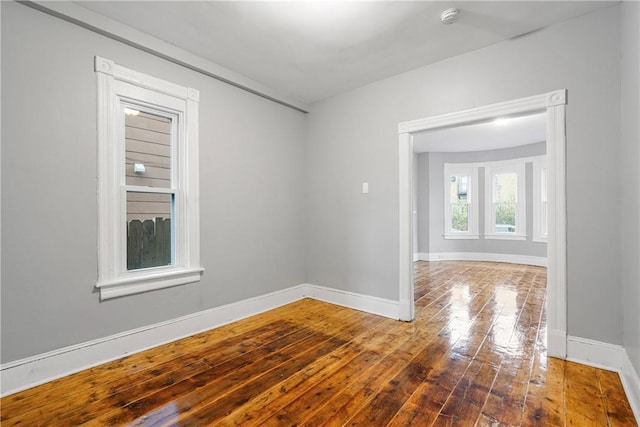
1, 261, 636, 426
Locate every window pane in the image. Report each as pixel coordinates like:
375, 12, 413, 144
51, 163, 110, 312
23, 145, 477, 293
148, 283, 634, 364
125, 109, 172, 188
451, 202, 469, 231
450, 174, 469, 232
494, 202, 516, 232
493, 172, 517, 202
494, 172, 517, 232
126, 192, 173, 270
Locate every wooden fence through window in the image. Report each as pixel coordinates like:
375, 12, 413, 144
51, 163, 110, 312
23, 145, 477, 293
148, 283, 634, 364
127, 218, 171, 270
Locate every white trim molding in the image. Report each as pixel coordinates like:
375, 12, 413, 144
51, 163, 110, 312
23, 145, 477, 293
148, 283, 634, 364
398, 132, 415, 321
0, 284, 399, 396
548, 328, 568, 361
567, 336, 640, 422
303, 284, 400, 320
399, 91, 566, 135
621, 353, 640, 423
95, 56, 203, 300
415, 252, 547, 267
532, 156, 549, 243
567, 336, 628, 371
399, 89, 568, 357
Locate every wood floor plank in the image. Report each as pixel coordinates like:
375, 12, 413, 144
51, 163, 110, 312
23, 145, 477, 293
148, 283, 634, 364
302, 314, 459, 426
388, 352, 473, 427
597, 368, 638, 426
2, 320, 300, 425
565, 361, 610, 426
172, 312, 383, 426
1, 300, 354, 426
344, 336, 452, 426
217, 318, 399, 426
0, 299, 328, 418
95, 310, 378, 426
523, 355, 566, 427
435, 274, 532, 425
436, 358, 499, 425
1, 261, 636, 427
521, 288, 566, 427
390, 266, 532, 426
477, 268, 545, 425
51, 323, 315, 426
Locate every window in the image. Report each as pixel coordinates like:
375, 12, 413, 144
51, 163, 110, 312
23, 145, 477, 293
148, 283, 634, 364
444, 163, 479, 239
95, 56, 202, 300
533, 157, 548, 242
484, 160, 526, 240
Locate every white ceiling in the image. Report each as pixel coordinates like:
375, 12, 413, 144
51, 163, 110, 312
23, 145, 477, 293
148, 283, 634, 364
74, 1, 613, 104
413, 112, 546, 153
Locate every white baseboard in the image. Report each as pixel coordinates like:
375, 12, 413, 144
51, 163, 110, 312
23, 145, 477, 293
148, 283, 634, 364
416, 252, 547, 267
567, 335, 626, 370
567, 335, 640, 422
0, 283, 399, 397
621, 351, 640, 423
303, 284, 400, 320
415, 252, 429, 261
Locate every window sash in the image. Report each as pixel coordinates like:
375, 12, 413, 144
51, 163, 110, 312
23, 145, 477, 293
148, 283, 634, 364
444, 164, 479, 239
484, 161, 526, 240
123, 189, 176, 272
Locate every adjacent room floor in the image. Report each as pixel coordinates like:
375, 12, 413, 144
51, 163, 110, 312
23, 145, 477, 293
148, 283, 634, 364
0, 261, 636, 426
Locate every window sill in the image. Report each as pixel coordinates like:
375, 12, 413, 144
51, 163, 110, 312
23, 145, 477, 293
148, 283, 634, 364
532, 236, 548, 243
443, 234, 480, 240
96, 267, 204, 300
484, 233, 527, 241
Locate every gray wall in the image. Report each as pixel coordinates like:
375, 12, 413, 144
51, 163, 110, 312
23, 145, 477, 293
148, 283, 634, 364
621, 1, 640, 377
306, 5, 622, 344
416, 143, 546, 258
1, 2, 307, 363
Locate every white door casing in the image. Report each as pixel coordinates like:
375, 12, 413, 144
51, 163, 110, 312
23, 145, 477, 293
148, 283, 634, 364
397, 89, 568, 358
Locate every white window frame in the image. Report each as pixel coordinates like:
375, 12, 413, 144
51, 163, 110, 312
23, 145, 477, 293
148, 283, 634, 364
532, 156, 548, 242
95, 56, 203, 300
484, 159, 526, 240
443, 163, 480, 239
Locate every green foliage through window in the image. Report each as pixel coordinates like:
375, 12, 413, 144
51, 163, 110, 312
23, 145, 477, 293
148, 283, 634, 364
451, 202, 469, 232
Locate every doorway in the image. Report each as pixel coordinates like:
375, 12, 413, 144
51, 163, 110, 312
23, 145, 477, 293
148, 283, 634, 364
397, 90, 568, 358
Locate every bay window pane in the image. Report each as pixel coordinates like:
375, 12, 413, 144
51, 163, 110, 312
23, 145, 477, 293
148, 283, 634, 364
450, 174, 469, 232
494, 172, 517, 232
451, 202, 469, 232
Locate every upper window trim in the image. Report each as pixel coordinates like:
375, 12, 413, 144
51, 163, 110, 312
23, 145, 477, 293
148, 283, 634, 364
95, 56, 203, 300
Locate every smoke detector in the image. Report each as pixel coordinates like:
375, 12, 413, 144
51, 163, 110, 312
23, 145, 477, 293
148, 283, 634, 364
440, 8, 459, 25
